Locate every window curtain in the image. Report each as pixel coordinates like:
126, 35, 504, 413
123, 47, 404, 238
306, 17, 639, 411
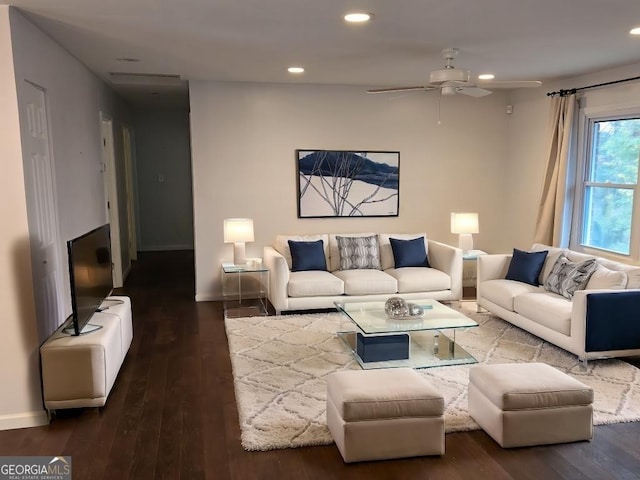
533, 94, 577, 247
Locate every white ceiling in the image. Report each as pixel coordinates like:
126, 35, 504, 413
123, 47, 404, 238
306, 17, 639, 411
4, 0, 640, 107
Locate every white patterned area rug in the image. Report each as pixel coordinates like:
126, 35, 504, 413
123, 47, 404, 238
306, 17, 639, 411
225, 304, 640, 451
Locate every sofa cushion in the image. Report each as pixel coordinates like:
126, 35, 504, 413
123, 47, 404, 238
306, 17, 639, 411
332, 270, 397, 295
275, 234, 329, 269
566, 250, 597, 264
627, 268, 640, 288
513, 292, 572, 336
287, 271, 344, 298
625, 268, 640, 289
336, 235, 381, 270
544, 254, 597, 299
379, 234, 428, 270
531, 244, 566, 285
480, 279, 542, 312
597, 258, 640, 289
389, 237, 430, 268
533, 243, 640, 289
586, 264, 628, 290
386, 268, 450, 293
288, 240, 327, 272
329, 233, 376, 271
505, 249, 548, 286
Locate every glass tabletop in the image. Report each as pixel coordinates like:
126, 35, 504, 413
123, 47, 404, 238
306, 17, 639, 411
334, 298, 478, 335
221, 262, 268, 273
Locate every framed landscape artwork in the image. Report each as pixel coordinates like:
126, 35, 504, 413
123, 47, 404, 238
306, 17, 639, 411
296, 150, 400, 218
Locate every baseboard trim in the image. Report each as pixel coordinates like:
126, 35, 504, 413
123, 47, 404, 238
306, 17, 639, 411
0, 410, 49, 431
195, 293, 223, 302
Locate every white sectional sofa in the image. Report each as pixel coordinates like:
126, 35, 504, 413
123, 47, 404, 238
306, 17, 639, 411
263, 233, 462, 313
477, 243, 640, 361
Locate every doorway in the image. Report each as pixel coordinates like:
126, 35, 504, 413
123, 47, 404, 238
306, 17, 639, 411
122, 125, 138, 263
100, 113, 126, 288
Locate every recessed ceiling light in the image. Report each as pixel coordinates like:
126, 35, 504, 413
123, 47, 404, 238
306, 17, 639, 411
630, 27, 640, 35
116, 57, 140, 62
344, 12, 373, 23
478, 74, 495, 80
288, 66, 305, 74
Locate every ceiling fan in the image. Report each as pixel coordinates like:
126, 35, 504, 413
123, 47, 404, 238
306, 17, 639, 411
367, 48, 541, 97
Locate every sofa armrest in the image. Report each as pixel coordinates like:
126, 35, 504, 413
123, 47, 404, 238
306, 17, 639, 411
427, 240, 462, 300
477, 254, 512, 282
263, 246, 290, 313
572, 289, 640, 353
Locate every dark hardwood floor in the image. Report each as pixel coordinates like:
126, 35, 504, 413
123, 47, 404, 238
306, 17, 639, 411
1, 250, 639, 479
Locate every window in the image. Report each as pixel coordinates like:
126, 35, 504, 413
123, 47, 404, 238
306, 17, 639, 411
574, 113, 640, 258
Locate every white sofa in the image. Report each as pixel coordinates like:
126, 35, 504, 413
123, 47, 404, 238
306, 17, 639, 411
477, 244, 640, 361
263, 233, 462, 314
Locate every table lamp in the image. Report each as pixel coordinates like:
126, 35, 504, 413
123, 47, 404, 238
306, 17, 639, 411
224, 218, 254, 265
451, 212, 479, 254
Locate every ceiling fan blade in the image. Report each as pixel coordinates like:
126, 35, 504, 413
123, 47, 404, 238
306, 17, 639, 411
477, 80, 542, 89
366, 86, 436, 94
458, 87, 493, 97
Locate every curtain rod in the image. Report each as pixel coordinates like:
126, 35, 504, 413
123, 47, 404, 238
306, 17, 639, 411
546, 74, 640, 97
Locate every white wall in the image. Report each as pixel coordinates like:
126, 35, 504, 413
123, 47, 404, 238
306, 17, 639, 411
133, 108, 194, 251
0, 5, 48, 430
503, 88, 551, 250
0, 7, 133, 429
190, 81, 514, 300
9, 7, 132, 333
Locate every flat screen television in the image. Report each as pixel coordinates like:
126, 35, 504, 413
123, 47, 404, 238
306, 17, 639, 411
64, 224, 113, 335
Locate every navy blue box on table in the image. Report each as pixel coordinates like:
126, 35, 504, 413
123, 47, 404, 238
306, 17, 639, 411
356, 333, 410, 362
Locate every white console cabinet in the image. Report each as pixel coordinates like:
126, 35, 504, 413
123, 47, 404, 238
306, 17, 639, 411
40, 296, 133, 410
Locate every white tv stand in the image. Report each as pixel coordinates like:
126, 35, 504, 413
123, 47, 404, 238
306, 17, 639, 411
40, 296, 133, 410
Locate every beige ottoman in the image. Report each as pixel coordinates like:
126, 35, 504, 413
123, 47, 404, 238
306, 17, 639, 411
468, 363, 594, 448
326, 368, 445, 463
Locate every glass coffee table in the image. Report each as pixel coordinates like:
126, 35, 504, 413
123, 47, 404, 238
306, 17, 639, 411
335, 299, 478, 369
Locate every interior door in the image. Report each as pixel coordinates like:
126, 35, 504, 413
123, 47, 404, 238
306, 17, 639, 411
100, 114, 124, 288
21, 81, 65, 343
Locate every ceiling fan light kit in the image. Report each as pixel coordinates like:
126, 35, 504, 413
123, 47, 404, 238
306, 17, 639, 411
429, 68, 469, 85
441, 86, 457, 96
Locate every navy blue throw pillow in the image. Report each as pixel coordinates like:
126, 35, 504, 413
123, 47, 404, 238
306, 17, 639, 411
505, 248, 549, 286
288, 240, 327, 272
390, 237, 430, 268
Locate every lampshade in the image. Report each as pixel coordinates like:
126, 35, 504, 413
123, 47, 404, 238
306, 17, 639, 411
451, 213, 479, 234
451, 212, 479, 254
224, 218, 254, 265
224, 218, 254, 243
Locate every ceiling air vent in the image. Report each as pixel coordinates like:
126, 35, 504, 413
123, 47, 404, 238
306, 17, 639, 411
108, 72, 183, 86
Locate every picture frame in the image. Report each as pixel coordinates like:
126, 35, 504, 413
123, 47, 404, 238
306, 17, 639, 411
296, 149, 400, 218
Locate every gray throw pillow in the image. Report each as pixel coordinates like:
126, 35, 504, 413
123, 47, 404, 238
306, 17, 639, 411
336, 235, 381, 270
544, 254, 597, 299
